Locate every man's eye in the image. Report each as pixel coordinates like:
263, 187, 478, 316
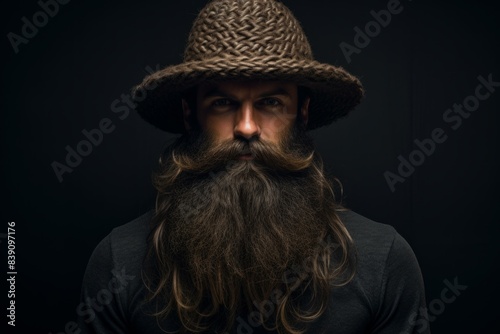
212, 99, 233, 107
260, 98, 281, 107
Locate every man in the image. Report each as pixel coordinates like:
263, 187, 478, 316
78, 0, 430, 333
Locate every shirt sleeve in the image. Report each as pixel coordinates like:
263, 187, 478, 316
76, 233, 132, 334
370, 232, 431, 334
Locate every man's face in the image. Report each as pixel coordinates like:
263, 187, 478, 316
149, 79, 354, 333
182, 80, 310, 158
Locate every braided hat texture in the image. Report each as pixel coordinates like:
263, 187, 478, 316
132, 0, 364, 134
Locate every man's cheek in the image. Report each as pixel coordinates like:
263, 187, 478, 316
268, 108, 296, 133
204, 115, 234, 136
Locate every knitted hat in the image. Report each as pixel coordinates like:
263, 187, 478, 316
132, 0, 364, 134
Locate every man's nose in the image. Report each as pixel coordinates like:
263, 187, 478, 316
233, 102, 260, 140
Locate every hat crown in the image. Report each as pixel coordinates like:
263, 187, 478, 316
184, 0, 313, 62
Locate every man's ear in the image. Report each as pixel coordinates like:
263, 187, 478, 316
300, 96, 310, 126
182, 99, 193, 132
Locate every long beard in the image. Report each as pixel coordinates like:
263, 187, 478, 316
145, 123, 355, 333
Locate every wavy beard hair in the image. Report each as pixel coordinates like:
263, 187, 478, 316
141, 119, 357, 334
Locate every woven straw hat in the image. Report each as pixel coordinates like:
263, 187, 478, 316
132, 0, 364, 134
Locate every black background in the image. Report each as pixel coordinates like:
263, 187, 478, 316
2, 0, 499, 333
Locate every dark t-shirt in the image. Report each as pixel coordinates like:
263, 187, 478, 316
76, 209, 431, 334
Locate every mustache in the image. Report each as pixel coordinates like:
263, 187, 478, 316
170, 125, 316, 175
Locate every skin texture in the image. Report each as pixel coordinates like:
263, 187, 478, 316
181, 80, 310, 148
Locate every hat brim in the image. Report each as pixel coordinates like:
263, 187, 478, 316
132, 56, 364, 134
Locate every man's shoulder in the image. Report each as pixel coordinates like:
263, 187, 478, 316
105, 210, 155, 265
337, 209, 398, 245
89, 210, 153, 269
110, 210, 154, 242
81, 211, 154, 300
337, 208, 420, 290
337, 209, 404, 279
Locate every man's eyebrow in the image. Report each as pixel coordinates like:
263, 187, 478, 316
258, 87, 292, 98
200, 86, 293, 100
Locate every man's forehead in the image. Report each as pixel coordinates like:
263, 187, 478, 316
196, 79, 298, 99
